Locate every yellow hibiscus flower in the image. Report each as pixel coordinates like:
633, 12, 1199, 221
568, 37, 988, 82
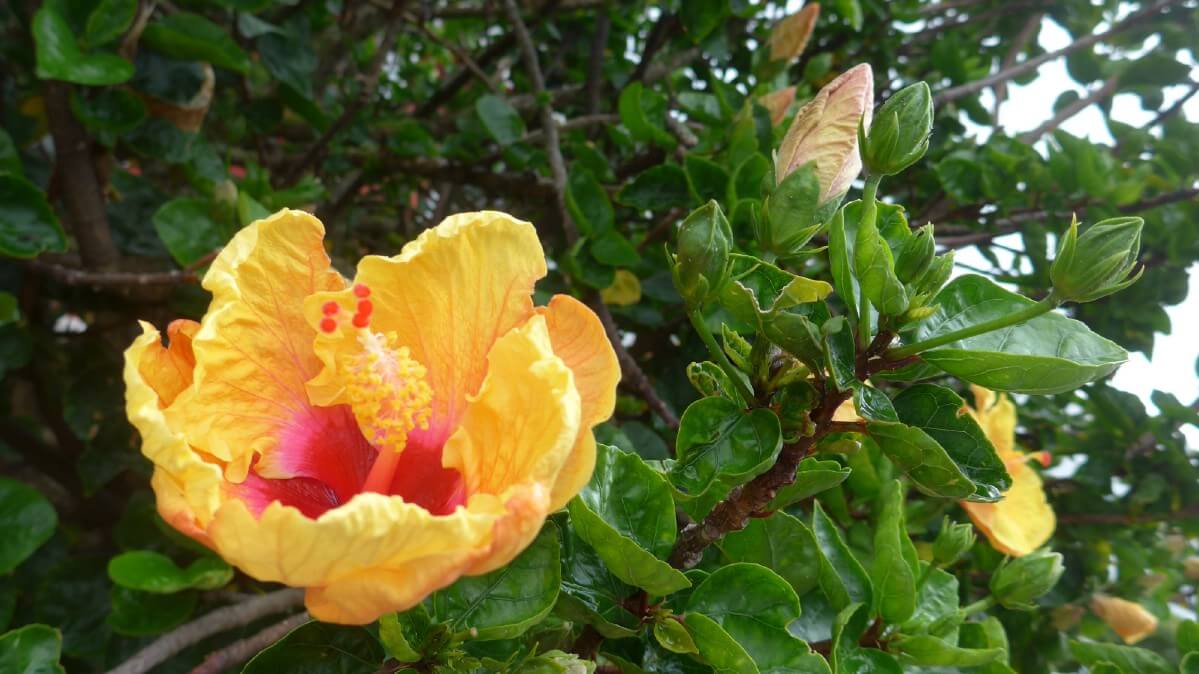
124, 209, 619, 624
961, 386, 1056, 557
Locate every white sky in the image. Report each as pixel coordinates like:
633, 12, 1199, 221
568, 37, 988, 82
951, 18, 1199, 445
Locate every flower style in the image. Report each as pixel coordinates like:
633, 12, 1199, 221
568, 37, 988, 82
960, 386, 1056, 557
774, 63, 874, 205
1089, 593, 1159, 645
124, 209, 619, 624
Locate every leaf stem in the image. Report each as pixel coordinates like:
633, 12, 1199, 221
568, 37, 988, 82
885, 290, 1062, 359
856, 175, 882, 350
960, 595, 996, 616
688, 309, 755, 404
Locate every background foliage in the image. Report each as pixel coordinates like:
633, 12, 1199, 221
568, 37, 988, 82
1, 0, 1198, 672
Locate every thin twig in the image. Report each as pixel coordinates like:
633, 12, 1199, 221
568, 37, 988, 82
933, 0, 1181, 105
187, 613, 309, 674
1018, 75, 1119, 144
281, 0, 407, 185
585, 8, 611, 116
107, 589, 305, 674
916, 0, 990, 16
415, 21, 502, 94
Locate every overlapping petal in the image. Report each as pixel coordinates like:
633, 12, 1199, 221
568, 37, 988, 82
1090, 594, 1159, 644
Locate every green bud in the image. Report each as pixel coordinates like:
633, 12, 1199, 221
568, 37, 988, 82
859, 82, 933, 176
932, 516, 976, 566
911, 251, 955, 301
672, 201, 733, 306
764, 312, 825, 372
896, 224, 935, 283
515, 650, 596, 674
1049, 215, 1144, 303
989, 550, 1065, 610
854, 208, 909, 316
758, 164, 830, 256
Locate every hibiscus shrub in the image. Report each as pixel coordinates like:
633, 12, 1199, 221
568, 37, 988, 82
2, 1, 1199, 673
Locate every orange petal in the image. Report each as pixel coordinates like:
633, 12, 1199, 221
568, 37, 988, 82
1090, 594, 1159, 644
137, 319, 200, 408
961, 457, 1055, 556
306, 211, 546, 435
172, 210, 346, 482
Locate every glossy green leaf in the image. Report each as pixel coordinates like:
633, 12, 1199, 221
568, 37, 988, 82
107, 551, 232, 593
429, 524, 560, 640
1068, 640, 1173, 674
762, 164, 826, 253
617, 164, 692, 211
871, 480, 916, 624
830, 602, 870, 672
106, 586, 196, 636
1178, 619, 1199, 654
476, 95, 526, 145
671, 397, 783, 496
654, 617, 699, 654
69, 89, 146, 135
0, 624, 65, 674
719, 254, 833, 328
684, 612, 758, 674
901, 566, 960, 635
681, 0, 729, 42
853, 201, 908, 316
619, 82, 676, 149
0, 129, 20, 176
685, 154, 731, 205
141, 13, 251, 73
592, 231, 640, 267
827, 202, 860, 323
0, 175, 67, 259
766, 457, 852, 511
838, 648, 901, 674
894, 634, 1003, 667
865, 421, 976, 500
567, 169, 614, 236
823, 316, 857, 391
0, 478, 57, 574
904, 275, 1128, 394
84, 0, 137, 47
812, 503, 872, 611
719, 511, 822, 595
378, 606, 430, 663
242, 621, 383, 674
557, 523, 640, 637
892, 384, 1011, 501
152, 197, 229, 267
731, 154, 771, 202
259, 33, 317, 98
33, 6, 133, 85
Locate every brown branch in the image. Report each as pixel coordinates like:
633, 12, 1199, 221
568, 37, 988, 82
43, 81, 120, 270
933, 0, 1182, 105
585, 8, 611, 116
1018, 75, 1119, 144
186, 612, 309, 674
281, 0, 407, 185
414, 21, 501, 94
518, 114, 620, 147
1057, 506, 1199, 526
1148, 80, 1199, 129
916, 0, 990, 16
595, 301, 680, 429
433, 0, 604, 19
1126, 396, 1199, 459
107, 589, 305, 674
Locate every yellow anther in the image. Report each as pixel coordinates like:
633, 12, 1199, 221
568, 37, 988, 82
341, 329, 433, 457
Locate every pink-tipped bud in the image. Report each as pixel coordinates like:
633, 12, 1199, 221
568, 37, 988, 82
775, 63, 874, 205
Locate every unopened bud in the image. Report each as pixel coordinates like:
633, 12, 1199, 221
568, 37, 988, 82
672, 201, 733, 307
990, 550, 1064, 610
896, 225, 935, 283
911, 251, 955, 300
1049, 215, 1144, 303
932, 516, 976, 566
859, 82, 933, 176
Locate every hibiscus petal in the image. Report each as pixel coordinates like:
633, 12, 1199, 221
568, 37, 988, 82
962, 459, 1055, 557
137, 319, 200, 408
305, 211, 547, 433
173, 210, 346, 481
537, 294, 620, 510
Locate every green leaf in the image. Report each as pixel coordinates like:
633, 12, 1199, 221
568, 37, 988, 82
684, 613, 758, 674
671, 397, 783, 497
141, 13, 250, 73
687, 563, 823, 673
476, 95, 526, 145
731, 154, 771, 202
892, 384, 1011, 501
901, 566, 960, 635
766, 457, 852, 511
853, 202, 908, 317
828, 202, 860, 322
33, 6, 133, 85
260, 36, 318, 99
567, 169, 614, 236
152, 197, 229, 267
618, 164, 692, 211
243, 621, 383, 674
592, 231, 640, 267
237, 190, 271, 227
378, 606, 430, 663
718, 511, 822, 596
570, 446, 690, 595
0, 174, 68, 259
719, 254, 832, 328
904, 275, 1128, 394
839, 648, 901, 674
69, 89, 146, 135
685, 154, 731, 205
864, 421, 976, 500
681, 0, 728, 42
557, 530, 640, 639
830, 602, 870, 672
84, 0, 137, 47
619, 82, 676, 149
1178, 619, 1199, 654
871, 480, 917, 624
107, 551, 232, 593
0, 624, 65, 674
833, 0, 864, 30
106, 586, 196, 636
812, 502, 872, 611
0, 293, 17, 326
0, 129, 21, 176
429, 524, 561, 640
1068, 640, 1174, 674
0, 478, 57, 574
654, 617, 699, 654
894, 634, 1004, 667
763, 164, 826, 253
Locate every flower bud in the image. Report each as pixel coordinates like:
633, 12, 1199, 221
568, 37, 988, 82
911, 251, 955, 301
1089, 594, 1158, 645
859, 81, 933, 176
896, 224, 935, 284
932, 516, 976, 566
1049, 215, 1144, 303
672, 201, 733, 307
990, 550, 1065, 610
775, 63, 874, 205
